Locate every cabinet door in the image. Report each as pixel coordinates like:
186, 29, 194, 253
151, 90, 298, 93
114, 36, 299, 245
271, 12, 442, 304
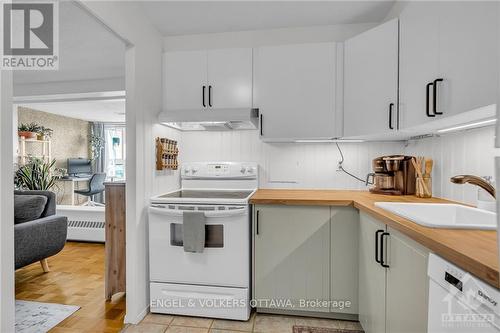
207, 48, 253, 109
330, 208, 359, 315
164, 50, 207, 110
436, 1, 498, 118
254, 43, 336, 140
254, 205, 331, 312
344, 19, 399, 137
399, 1, 440, 129
385, 227, 429, 333
358, 213, 386, 333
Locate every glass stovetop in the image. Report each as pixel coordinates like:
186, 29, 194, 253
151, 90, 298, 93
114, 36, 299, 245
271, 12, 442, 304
158, 190, 254, 200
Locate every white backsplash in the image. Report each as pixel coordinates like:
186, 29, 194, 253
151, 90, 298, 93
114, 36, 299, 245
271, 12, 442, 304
180, 130, 403, 190
179, 126, 498, 206
404, 126, 499, 205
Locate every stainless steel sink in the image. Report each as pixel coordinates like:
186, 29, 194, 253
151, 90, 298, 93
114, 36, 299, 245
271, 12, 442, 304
374, 202, 497, 230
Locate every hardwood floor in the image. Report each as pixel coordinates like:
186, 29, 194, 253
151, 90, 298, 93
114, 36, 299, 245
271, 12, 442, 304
15, 242, 126, 333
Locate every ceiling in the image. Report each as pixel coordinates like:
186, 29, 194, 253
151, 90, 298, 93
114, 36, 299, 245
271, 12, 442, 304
15, 99, 126, 123
140, 1, 395, 36
14, 2, 125, 86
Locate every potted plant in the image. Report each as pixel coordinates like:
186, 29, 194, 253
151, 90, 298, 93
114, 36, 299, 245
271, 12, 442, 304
15, 157, 60, 191
37, 126, 53, 141
18, 123, 41, 139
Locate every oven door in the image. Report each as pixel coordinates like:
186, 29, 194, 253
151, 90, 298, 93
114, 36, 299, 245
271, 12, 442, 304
148, 204, 250, 288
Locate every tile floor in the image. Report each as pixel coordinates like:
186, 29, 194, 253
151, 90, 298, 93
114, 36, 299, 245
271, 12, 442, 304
121, 312, 364, 333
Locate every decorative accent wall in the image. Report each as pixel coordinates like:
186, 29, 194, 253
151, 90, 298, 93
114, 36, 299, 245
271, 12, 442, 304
17, 106, 90, 169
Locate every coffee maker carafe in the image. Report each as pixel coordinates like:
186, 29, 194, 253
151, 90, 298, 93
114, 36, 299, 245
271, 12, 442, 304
366, 156, 416, 195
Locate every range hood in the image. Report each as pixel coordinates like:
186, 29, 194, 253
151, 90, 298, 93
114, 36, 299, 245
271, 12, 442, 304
159, 108, 259, 131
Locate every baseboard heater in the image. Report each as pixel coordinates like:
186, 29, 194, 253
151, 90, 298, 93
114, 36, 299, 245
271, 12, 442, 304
56, 205, 105, 243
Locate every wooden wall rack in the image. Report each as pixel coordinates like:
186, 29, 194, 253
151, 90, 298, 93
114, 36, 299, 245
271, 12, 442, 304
156, 137, 178, 170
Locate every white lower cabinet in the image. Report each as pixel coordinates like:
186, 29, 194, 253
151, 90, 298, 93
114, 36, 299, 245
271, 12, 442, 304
358, 212, 429, 333
253, 205, 358, 316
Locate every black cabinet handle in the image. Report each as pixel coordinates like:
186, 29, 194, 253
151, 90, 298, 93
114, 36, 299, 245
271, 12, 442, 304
380, 232, 390, 268
202, 86, 206, 107
426, 82, 435, 117
388, 103, 394, 130
256, 210, 260, 235
375, 230, 384, 263
433, 78, 444, 115
208, 85, 213, 107
260, 114, 263, 136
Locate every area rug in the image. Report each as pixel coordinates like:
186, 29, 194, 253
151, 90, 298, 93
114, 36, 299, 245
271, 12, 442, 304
293, 326, 364, 333
15, 300, 80, 333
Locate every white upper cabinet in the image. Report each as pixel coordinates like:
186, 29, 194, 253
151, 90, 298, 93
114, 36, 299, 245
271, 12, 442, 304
344, 19, 399, 138
207, 48, 253, 109
164, 50, 207, 110
164, 48, 253, 110
254, 42, 337, 141
399, 2, 439, 130
437, 2, 498, 118
400, 1, 498, 129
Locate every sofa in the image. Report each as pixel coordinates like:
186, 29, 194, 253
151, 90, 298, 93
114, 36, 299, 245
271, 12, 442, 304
14, 190, 68, 272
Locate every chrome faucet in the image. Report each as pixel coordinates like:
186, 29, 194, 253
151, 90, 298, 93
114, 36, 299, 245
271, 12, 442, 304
450, 175, 496, 199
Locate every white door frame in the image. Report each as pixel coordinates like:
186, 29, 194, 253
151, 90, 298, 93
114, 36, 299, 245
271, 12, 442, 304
1, 1, 164, 330
0, 67, 15, 333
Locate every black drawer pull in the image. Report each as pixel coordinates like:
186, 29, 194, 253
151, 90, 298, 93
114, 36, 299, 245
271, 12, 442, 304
426, 82, 435, 117
208, 85, 213, 107
433, 78, 444, 115
202, 86, 206, 107
380, 232, 390, 268
388, 103, 394, 130
256, 210, 260, 235
375, 230, 384, 263
260, 114, 263, 136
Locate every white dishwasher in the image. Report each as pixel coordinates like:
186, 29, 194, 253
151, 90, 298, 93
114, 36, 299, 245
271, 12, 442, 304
428, 254, 500, 332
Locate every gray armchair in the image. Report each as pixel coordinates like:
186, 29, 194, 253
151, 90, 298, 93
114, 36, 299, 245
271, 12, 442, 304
14, 190, 68, 272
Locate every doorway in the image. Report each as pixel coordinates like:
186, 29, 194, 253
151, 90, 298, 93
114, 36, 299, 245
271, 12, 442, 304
11, 2, 127, 332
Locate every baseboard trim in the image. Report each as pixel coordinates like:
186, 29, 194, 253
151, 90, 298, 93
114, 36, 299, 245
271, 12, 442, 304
256, 308, 358, 321
124, 305, 149, 325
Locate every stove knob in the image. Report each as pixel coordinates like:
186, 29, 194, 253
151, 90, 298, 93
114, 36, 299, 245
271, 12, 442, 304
240, 167, 246, 174
192, 168, 198, 174
246, 167, 255, 174
184, 168, 191, 174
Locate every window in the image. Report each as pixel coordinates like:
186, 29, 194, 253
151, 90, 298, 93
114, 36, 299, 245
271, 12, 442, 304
104, 125, 126, 180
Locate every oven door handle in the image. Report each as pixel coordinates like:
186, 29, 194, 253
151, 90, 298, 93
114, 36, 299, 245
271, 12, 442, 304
149, 206, 247, 218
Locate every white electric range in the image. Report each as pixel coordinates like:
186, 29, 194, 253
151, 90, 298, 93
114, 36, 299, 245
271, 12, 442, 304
148, 162, 258, 321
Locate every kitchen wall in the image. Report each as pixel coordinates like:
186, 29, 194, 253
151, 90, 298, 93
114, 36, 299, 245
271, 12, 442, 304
180, 130, 403, 189
17, 107, 90, 169
404, 125, 499, 205
152, 123, 181, 195
181, 126, 498, 206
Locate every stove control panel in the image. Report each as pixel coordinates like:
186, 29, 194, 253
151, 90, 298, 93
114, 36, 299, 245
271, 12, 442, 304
181, 162, 258, 179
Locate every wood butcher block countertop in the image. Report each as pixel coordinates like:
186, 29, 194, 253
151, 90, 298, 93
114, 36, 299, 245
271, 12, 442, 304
250, 189, 500, 288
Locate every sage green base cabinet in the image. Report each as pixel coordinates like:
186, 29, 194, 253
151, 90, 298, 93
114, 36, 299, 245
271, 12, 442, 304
330, 208, 359, 315
252, 205, 358, 317
358, 212, 429, 333
386, 225, 429, 333
358, 213, 386, 333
